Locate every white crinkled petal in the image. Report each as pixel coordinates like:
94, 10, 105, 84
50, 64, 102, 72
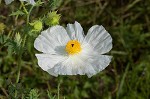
48, 54, 112, 78
35, 54, 67, 75
87, 55, 112, 77
4, 0, 14, 5
34, 25, 70, 54
48, 43, 112, 77
27, 0, 35, 5
84, 25, 112, 54
20, 0, 35, 5
48, 55, 97, 77
66, 21, 84, 43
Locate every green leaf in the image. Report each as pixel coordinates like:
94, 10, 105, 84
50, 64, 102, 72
26, 89, 40, 99
49, 0, 62, 10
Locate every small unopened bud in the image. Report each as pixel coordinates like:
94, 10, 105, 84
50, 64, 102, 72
44, 11, 61, 26
15, 32, 22, 45
30, 20, 43, 31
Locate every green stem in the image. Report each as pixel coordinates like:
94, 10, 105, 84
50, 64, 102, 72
15, 4, 22, 25
16, 54, 22, 83
57, 83, 60, 99
15, 52, 22, 98
20, 2, 28, 14
20, 1, 34, 24
27, 6, 34, 24
116, 64, 130, 99
16, 33, 27, 84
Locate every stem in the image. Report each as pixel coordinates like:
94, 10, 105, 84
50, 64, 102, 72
116, 64, 130, 99
27, 6, 34, 24
57, 83, 60, 99
15, 52, 22, 98
20, 1, 34, 24
16, 54, 22, 83
20, 2, 28, 14
15, 4, 22, 25
16, 35, 27, 83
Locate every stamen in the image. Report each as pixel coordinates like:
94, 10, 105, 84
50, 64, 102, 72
65, 40, 81, 55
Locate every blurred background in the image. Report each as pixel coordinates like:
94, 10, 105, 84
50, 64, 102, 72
0, 0, 150, 98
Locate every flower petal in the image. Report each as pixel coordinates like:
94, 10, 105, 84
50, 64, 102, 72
81, 43, 112, 77
48, 55, 97, 77
4, 0, 14, 5
36, 41, 112, 77
47, 43, 99, 77
27, 0, 35, 5
87, 55, 112, 77
66, 21, 84, 43
34, 25, 70, 54
35, 54, 67, 75
48, 54, 112, 77
84, 25, 112, 54
20, 0, 36, 5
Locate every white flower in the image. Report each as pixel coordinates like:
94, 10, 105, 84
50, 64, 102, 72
34, 21, 112, 77
20, 0, 35, 5
4, 0, 35, 5
4, 0, 14, 5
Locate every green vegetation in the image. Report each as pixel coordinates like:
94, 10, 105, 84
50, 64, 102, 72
0, 0, 150, 98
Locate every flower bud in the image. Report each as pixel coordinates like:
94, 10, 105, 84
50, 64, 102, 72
15, 32, 22, 45
44, 11, 61, 26
30, 20, 43, 31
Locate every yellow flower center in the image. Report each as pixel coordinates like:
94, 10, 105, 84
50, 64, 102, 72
65, 40, 82, 55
